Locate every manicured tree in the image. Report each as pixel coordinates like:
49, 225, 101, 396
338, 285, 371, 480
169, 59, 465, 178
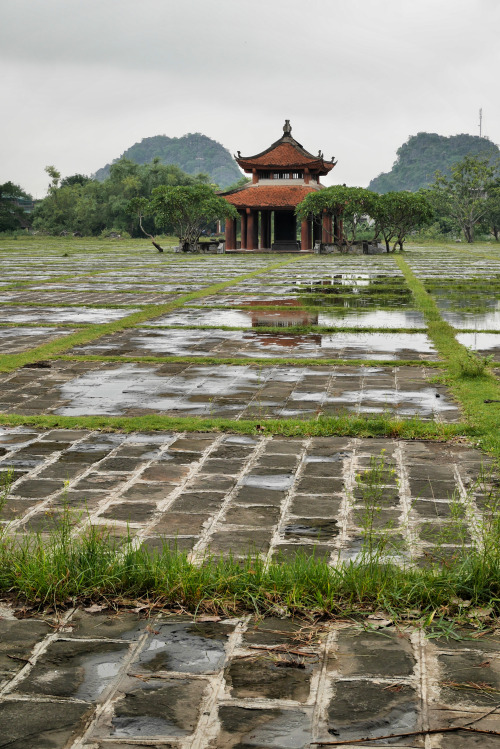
370, 191, 433, 251
0, 182, 32, 232
296, 186, 376, 248
148, 184, 238, 252
429, 156, 495, 243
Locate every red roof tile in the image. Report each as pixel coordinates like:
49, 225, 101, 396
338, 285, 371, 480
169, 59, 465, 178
239, 143, 322, 168
222, 184, 320, 209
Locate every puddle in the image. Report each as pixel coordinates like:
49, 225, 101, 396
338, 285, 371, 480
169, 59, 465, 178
56, 364, 266, 416
138, 621, 230, 674
150, 307, 425, 329
456, 332, 500, 355
305, 452, 350, 462
112, 715, 187, 738
355, 387, 457, 416
240, 474, 294, 490
0, 306, 138, 324
86, 328, 439, 361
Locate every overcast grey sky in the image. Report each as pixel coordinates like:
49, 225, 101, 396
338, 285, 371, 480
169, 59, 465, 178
1, 0, 499, 197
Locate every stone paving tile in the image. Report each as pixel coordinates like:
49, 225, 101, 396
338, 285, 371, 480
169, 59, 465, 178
1, 605, 499, 747
0, 360, 458, 421
0, 326, 76, 352
69, 328, 439, 360
0, 306, 139, 324
0, 429, 493, 563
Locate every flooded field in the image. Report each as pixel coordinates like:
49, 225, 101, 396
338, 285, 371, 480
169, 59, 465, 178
1, 239, 500, 747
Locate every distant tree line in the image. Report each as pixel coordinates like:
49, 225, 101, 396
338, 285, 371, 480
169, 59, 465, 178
3, 155, 500, 247
297, 155, 500, 248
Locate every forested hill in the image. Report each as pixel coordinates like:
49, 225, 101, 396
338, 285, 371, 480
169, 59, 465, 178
94, 133, 242, 188
368, 132, 500, 193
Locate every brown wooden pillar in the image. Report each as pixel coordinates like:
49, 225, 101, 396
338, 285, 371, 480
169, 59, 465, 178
246, 209, 255, 250
246, 208, 255, 250
240, 211, 247, 249
322, 210, 332, 243
334, 215, 344, 242
225, 217, 236, 250
260, 211, 269, 249
301, 218, 312, 251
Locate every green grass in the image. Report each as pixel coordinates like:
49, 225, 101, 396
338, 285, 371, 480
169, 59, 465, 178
1, 496, 499, 620
0, 412, 466, 439
395, 255, 500, 459
56, 353, 442, 368
138, 323, 429, 335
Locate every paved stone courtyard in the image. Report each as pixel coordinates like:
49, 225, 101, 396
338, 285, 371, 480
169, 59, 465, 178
1, 241, 500, 747
2, 605, 500, 748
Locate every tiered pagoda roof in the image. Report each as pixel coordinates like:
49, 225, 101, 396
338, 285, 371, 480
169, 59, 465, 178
221, 120, 336, 210
223, 184, 316, 209
236, 125, 336, 176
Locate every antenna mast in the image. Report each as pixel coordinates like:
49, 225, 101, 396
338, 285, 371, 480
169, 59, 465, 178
479, 108, 483, 138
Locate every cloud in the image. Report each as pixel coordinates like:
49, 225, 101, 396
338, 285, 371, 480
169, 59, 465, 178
1, 0, 499, 196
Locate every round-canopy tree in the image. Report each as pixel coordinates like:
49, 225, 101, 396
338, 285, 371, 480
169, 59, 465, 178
296, 186, 376, 248
148, 184, 238, 252
371, 191, 433, 251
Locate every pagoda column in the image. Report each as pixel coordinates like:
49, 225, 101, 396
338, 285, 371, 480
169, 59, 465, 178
247, 209, 258, 250
225, 217, 236, 250
334, 215, 344, 242
240, 211, 247, 250
322, 210, 332, 244
301, 218, 312, 251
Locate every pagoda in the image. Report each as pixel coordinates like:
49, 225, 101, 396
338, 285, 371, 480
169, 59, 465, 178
221, 120, 337, 251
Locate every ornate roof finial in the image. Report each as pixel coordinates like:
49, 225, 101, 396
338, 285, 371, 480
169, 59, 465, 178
283, 119, 292, 136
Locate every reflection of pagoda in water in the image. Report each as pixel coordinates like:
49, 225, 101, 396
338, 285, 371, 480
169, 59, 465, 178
248, 300, 318, 328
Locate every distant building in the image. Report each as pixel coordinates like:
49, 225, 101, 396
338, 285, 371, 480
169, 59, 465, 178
220, 120, 337, 251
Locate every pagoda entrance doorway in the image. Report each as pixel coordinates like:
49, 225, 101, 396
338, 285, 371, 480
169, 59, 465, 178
272, 210, 299, 251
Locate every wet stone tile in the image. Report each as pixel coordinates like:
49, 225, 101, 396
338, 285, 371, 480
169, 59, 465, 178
98, 501, 158, 523
65, 611, 147, 640
140, 536, 197, 554
0, 618, 52, 683
170, 491, 226, 512
0, 699, 92, 749
12, 478, 65, 498
225, 656, 313, 701
150, 511, 211, 535
91, 676, 208, 740
437, 649, 500, 707
334, 629, 415, 677
223, 504, 281, 527
207, 529, 272, 556
284, 518, 339, 541
290, 496, 342, 517
216, 705, 313, 749
234, 486, 287, 505
327, 681, 419, 742
15, 639, 130, 700
135, 620, 234, 674
274, 543, 334, 562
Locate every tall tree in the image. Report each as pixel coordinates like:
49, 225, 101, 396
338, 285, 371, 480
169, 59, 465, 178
429, 156, 496, 243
